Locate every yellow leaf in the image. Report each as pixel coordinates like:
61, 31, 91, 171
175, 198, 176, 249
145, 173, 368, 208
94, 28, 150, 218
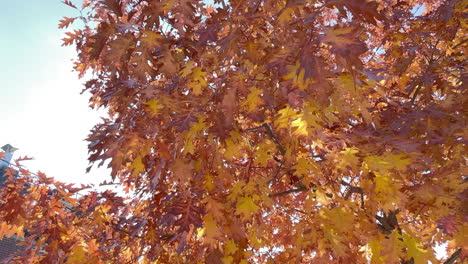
254, 141, 275, 166
67, 245, 86, 263
224, 131, 243, 160
302, 103, 322, 129
180, 61, 195, 77
283, 61, 310, 90
323, 27, 356, 46
338, 73, 356, 91
145, 98, 163, 116
227, 181, 245, 202
188, 67, 207, 95
291, 116, 308, 136
324, 229, 348, 258
369, 238, 385, 264
364, 152, 411, 174
292, 158, 316, 177
283, 61, 300, 80
203, 214, 221, 246
224, 138, 241, 160
188, 116, 206, 136
275, 105, 299, 129
192, 67, 204, 80
221, 256, 234, 264
225, 239, 238, 255
338, 147, 360, 170
196, 228, 205, 239
402, 234, 436, 263
322, 207, 355, 234
140, 30, 163, 48
203, 174, 216, 191
236, 196, 259, 219
278, 7, 293, 24
130, 155, 145, 176
374, 172, 402, 210
241, 87, 263, 112
363, 155, 392, 174
315, 188, 330, 205
189, 82, 202, 95
248, 232, 263, 250
276, 105, 318, 135
183, 140, 195, 155
380, 233, 405, 263
383, 153, 411, 171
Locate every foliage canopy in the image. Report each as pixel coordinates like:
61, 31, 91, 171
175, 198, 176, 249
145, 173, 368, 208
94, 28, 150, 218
1, 0, 466, 263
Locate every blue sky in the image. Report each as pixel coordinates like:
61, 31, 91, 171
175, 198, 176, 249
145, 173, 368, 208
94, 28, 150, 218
0, 0, 109, 184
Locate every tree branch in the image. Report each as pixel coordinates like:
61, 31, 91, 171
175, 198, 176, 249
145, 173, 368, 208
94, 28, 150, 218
452, 38, 467, 50
443, 248, 462, 264
269, 186, 308, 198
262, 123, 286, 155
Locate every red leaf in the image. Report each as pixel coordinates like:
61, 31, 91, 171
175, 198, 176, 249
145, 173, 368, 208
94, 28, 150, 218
62, 0, 77, 9
325, 0, 384, 24
61, 30, 81, 46
438, 215, 459, 235
58, 17, 77, 29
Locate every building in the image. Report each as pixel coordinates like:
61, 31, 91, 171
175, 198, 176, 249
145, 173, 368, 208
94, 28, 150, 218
0, 144, 25, 262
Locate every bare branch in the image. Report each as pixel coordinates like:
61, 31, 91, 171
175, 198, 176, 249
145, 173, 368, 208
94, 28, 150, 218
269, 186, 308, 198
444, 248, 462, 264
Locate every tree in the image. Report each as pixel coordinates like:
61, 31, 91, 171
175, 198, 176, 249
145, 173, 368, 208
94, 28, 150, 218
1, 0, 466, 263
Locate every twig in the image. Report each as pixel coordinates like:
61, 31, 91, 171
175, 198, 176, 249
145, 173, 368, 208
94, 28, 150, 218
452, 39, 467, 50
444, 248, 462, 264
341, 180, 365, 208
269, 186, 308, 198
262, 123, 286, 155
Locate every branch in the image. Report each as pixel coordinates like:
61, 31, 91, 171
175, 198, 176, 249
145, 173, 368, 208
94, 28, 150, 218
452, 38, 468, 50
267, 162, 284, 185
444, 248, 462, 264
269, 186, 308, 198
262, 123, 286, 155
245, 123, 286, 155
341, 180, 364, 208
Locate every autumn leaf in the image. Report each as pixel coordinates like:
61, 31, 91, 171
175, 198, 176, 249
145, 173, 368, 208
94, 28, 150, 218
145, 98, 163, 116
241, 87, 263, 112
402, 233, 436, 263
140, 30, 163, 49
278, 8, 294, 25
337, 147, 360, 170
224, 239, 238, 255
254, 141, 275, 166
58, 17, 76, 29
67, 245, 86, 263
130, 155, 145, 176
235, 196, 260, 220
437, 215, 459, 235
292, 157, 317, 177
202, 214, 221, 247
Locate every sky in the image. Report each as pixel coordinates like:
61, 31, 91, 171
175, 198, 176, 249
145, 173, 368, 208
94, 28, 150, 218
0, 0, 110, 185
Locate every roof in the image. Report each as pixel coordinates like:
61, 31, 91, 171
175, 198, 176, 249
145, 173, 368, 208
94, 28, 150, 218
0, 236, 24, 261
1, 144, 18, 153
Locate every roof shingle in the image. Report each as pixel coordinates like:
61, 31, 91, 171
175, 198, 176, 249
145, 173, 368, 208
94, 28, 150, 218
0, 236, 24, 262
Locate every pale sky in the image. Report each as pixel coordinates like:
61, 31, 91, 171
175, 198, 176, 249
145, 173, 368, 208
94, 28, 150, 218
0, 0, 110, 185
